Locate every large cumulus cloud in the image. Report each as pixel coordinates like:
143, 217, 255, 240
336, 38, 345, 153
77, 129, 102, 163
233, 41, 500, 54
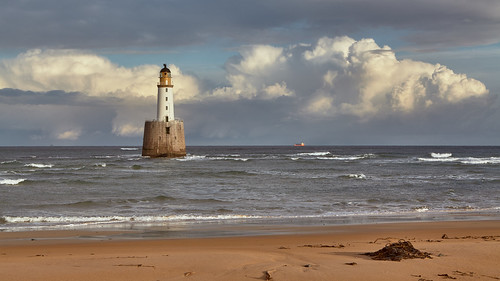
0, 36, 496, 145
0, 49, 198, 99
185, 36, 494, 144
209, 36, 489, 117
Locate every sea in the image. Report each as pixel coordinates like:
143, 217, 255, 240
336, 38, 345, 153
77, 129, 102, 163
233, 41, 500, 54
1, 146, 499, 234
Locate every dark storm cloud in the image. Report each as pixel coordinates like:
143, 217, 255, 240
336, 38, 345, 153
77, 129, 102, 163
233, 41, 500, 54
1, 0, 499, 50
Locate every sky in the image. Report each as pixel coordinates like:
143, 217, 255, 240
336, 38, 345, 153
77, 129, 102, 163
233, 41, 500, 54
1, 0, 499, 146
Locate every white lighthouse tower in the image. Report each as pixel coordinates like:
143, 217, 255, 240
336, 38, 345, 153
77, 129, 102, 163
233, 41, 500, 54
157, 64, 175, 122
142, 64, 186, 158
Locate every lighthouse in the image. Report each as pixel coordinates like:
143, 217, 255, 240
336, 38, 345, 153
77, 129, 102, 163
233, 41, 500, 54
142, 64, 186, 158
156, 64, 175, 122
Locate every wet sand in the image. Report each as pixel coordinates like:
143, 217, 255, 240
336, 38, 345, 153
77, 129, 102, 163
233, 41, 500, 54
1, 220, 499, 281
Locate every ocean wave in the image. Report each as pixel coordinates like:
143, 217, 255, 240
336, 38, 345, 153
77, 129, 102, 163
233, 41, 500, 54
295, 151, 331, 157
1, 214, 266, 226
92, 155, 116, 159
460, 157, 500, 165
418, 156, 500, 165
24, 163, 53, 168
292, 152, 375, 161
0, 178, 26, 185
121, 147, 139, 151
319, 154, 376, 161
431, 152, 453, 158
210, 157, 249, 161
176, 155, 207, 161
324, 156, 363, 161
176, 155, 249, 162
445, 205, 475, 210
1, 160, 17, 164
413, 206, 429, 212
417, 157, 458, 162
343, 174, 367, 180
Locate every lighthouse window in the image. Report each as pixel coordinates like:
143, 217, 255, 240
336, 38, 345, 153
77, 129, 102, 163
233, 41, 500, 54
165, 97, 168, 101
165, 88, 168, 92
166, 106, 168, 110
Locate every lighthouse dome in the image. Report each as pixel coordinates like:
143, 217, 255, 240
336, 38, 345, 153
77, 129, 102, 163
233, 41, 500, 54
160, 64, 171, 73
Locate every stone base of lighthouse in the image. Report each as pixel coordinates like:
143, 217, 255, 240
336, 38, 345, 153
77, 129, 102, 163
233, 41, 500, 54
142, 120, 186, 158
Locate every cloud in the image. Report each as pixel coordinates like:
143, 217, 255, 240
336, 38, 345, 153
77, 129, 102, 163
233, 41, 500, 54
1, 0, 499, 51
304, 36, 355, 65
112, 123, 143, 137
57, 129, 82, 140
0, 49, 200, 140
212, 36, 489, 120
209, 45, 294, 100
0, 49, 199, 100
0, 36, 496, 145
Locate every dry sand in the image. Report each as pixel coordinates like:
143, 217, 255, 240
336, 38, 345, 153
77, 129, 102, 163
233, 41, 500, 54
1, 220, 499, 281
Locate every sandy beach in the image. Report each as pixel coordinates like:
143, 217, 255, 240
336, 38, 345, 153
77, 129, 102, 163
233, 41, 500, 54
1, 220, 499, 281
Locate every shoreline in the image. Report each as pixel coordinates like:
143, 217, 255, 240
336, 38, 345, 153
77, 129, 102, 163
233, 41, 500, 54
1, 220, 499, 280
3, 208, 499, 235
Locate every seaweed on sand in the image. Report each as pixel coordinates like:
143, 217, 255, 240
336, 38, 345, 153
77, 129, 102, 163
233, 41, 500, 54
364, 240, 432, 261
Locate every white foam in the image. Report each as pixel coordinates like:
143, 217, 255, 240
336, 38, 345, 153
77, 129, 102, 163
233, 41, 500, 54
176, 155, 207, 161
419, 156, 500, 165
0, 178, 26, 185
414, 207, 429, 212
460, 157, 500, 165
210, 157, 249, 161
296, 151, 331, 156
331, 156, 364, 160
2, 214, 266, 226
418, 157, 458, 162
346, 174, 366, 179
24, 163, 53, 168
121, 147, 139, 151
95, 163, 107, 167
319, 154, 375, 161
431, 152, 452, 158
1, 160, 17, 164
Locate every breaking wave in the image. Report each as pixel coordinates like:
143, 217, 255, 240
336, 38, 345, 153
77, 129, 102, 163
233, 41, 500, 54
176, 155, 249, 162
0, 214, 267, 230
339, 174, 367, 180
0, 178, 26, 185
291, 152, 375, 161
431, 152, 453, 158
24, 163, 53, 168
295, 151, 331, 156
418, 156, 500, 165
176, 155, 207, 161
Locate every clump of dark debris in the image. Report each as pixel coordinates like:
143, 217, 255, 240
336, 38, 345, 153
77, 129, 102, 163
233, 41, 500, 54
364, 240, 432, 261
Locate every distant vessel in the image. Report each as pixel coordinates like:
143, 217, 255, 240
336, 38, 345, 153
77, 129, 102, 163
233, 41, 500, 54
294, 142, 305, 147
